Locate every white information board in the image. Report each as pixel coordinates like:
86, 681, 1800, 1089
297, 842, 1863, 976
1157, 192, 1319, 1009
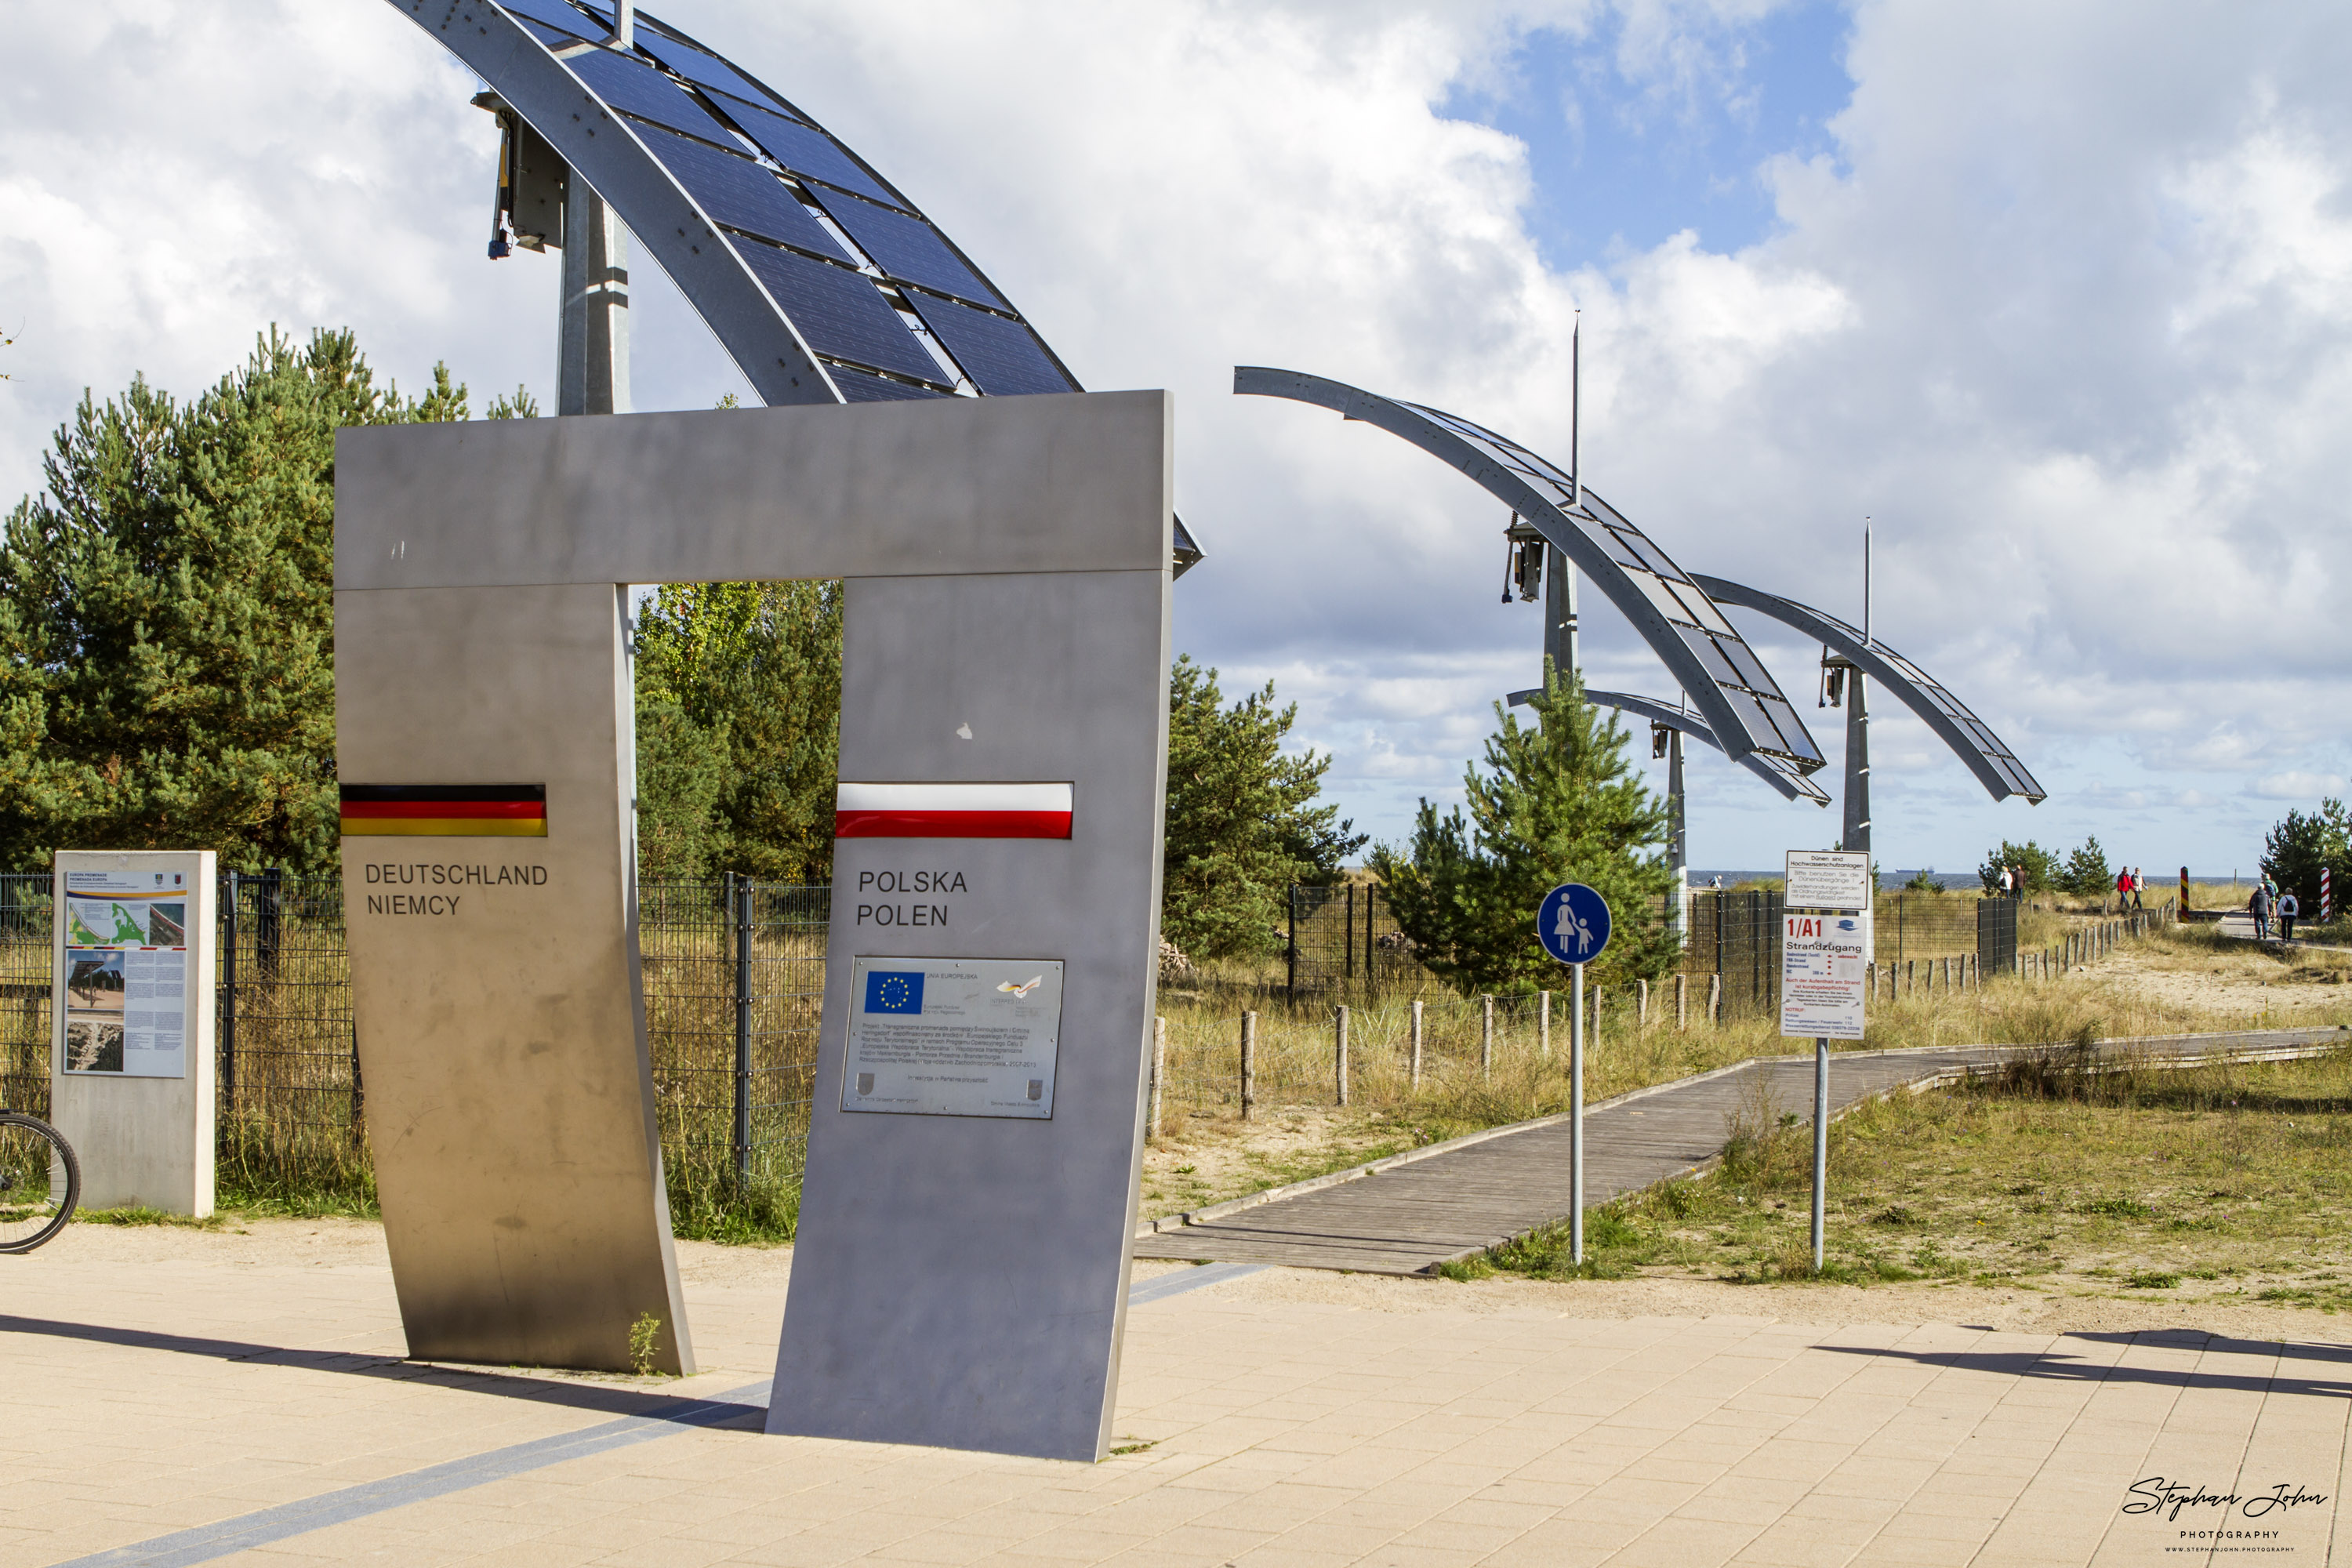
60, 866, 194, 1079
1785, 850, 1874, 912
1781, 911, 1871, 1040
841, 955, 1064, 1119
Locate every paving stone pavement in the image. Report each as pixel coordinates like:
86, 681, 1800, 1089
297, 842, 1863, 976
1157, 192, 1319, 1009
5, 1229, 2350, 1567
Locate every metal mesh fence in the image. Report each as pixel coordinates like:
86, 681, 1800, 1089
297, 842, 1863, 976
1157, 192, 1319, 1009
0, 871, 833, 1203
1285, 883, 1430, 993
218, 870, 363, 1196
1977, 895, 2018, 976
1675, 888, 2010, 1020
638, 877, 828, 1207
0, 876, 54, 1118
1679, 888, 1786, 1020
1870, 893, 1984, 962
0, 868, 2067, 1190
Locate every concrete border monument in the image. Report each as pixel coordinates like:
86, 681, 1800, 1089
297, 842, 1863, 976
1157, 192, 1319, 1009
336, 390, 1171, 1456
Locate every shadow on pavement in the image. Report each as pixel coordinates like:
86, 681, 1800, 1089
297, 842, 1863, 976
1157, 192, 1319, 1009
1816, 1328, 2352, 1399
0, 1312, 770, 1428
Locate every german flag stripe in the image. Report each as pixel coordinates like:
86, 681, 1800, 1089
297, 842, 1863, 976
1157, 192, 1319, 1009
339, 785, 545, 804
339, 800, 543, 820
339, 785, 546, 837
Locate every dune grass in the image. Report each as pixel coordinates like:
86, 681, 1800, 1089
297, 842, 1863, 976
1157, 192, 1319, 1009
1149, 916, 2352, 1213
1477, 1043, 2352, 1303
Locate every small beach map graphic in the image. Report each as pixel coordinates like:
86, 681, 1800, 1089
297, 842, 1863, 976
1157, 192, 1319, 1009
68, 898, 151, 946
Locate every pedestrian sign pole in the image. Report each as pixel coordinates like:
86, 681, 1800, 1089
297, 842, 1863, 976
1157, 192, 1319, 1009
1781, 850, 1873, 1272
1537, 883, 1613, 1264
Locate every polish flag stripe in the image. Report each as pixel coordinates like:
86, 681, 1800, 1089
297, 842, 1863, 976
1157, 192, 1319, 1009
835, 782, 1073, 840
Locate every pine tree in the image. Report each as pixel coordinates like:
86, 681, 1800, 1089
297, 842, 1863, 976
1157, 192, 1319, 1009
1373, 659, 1675, 995
1160, 656, 1361, 960
632, 697, 728, 880
2061, 835, 2114, 898
1978, 839, 2061, 894
0, 328, 460, 871
633, 579, 844, 883
2261, 799, 2351, 909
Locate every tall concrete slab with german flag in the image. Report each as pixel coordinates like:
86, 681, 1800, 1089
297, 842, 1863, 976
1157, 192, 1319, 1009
335, 391, 1172, 1459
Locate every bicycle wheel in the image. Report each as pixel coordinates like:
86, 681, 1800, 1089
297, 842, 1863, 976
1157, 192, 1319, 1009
0, 1112, 80, 1254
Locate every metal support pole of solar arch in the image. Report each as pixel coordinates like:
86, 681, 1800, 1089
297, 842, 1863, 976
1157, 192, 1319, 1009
558, 182, 630, 417
1545, 542, 1579, 690
1668, 724, 1688, 938
1569, 310, 1580, 510
1812, 1036, 1828, 1271
1842, 519, 1873, 857
1570, 960, 1585, 1265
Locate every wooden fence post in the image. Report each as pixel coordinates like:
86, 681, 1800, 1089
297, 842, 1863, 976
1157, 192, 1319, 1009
1675, 972, 1687, 1031
1638, 978, 1649, 1027
1592, 985, 1603, 1050
1149, 1016, 1166, 1142
1481, 995, 1494, 1079
1410, 998, 1424, 1091
1539, 989, 1551, 1061
1335, 1005, 1349, 1107
1708, 972, 1722, 1025
1240, 1011, 1257, 1121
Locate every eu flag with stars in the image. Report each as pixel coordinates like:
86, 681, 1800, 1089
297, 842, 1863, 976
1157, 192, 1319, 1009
864, 970, 924, 1014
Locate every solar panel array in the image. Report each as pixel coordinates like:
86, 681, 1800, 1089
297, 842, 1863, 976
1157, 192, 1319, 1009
466, 0, 1199, 566
1579, 690, 1831, 805
491, 0, 1076, 405
1402, 401, 1825, 771
1690, 578, 2046, 804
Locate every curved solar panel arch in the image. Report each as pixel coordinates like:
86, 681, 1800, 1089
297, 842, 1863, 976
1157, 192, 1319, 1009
1689, 576, 2046, 804
1236, 367, 1823, 774
385, 0, 1200, 571
1508, 686, 1829, 805
1552, 689, 1831, 806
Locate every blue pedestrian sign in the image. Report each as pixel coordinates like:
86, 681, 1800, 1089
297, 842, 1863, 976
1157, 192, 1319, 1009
1538, 883, 1612, 966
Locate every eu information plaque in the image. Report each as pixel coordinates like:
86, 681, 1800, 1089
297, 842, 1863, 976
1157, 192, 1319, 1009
841, 956, 1065, 1120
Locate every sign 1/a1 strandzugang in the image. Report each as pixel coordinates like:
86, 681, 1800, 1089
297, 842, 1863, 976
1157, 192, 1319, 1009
1780, 911, 1869, 1041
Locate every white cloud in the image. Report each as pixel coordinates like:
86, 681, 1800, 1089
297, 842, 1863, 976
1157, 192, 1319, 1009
3, 0, 2349, 877
2253, 771, 2341, 801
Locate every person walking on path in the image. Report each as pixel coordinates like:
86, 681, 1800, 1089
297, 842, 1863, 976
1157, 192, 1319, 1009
1998, 866, 2013, 896
2115, 868, 2132, 913
2251, 883, 2274, 942
2280, 890, 2299, 942
2132, 868, 2145, 911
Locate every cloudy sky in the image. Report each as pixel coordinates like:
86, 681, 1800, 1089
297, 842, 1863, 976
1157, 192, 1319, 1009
4, 1, 2347, 879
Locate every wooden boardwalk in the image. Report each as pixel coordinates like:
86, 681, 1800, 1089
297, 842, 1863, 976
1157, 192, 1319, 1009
1132, 1027, 2346, 1276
